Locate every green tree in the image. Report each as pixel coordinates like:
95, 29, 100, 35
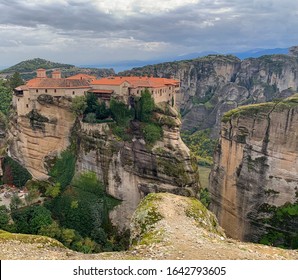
110, 98, 132, 125
8, 72, 24, 89
96, 102, 110, 120
84, 112, 97, 123
39, 221, 62, 239
45, 183, 61, 198
2, 157, 32, 188
84, 92, 99, 115
139, 89, 155, 122
142, 123, 162, 144
0, 80, 12, 116
10, 194, 22, 211
12, 205, 53, 234
0, 206, 10, 230
71, 95, 87, 117
49, 150, 76, 189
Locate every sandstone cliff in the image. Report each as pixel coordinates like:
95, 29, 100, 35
8, 95, 75, 179
8, 96, 198, 229
1, 193, 297, 260
75, 104, 199, 229
208, 95, 298, 247
119, 49, 298, 136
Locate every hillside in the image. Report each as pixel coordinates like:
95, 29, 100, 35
0, 58, 115, 80
0, 58, 74, 73
0, 193, 297, 260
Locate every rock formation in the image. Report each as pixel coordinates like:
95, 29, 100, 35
119, 48, 298, 136
8, 95, 198, 229
208, 96, 298, 246
8, 96, 75, 179
75, 104, 199, 229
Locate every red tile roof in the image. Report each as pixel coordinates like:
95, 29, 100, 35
66, 74, 96, 81
26, 78, 91, 89
91, 76, 179, 88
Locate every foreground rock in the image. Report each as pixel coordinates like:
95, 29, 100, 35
1, 193, 297, 260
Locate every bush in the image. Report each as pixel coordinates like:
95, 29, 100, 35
110, 98, 133, 126
71, 95, 87, 117
142, 123, 162, 144
12, 205, 53, 234
84, 112, 97, 123
49, 150, 76, 189
2, 157, 32, 188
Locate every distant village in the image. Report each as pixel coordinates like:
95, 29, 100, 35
14, 69, 180, 116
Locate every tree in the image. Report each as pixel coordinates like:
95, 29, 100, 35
45, 183, 61, 198
70, 95, 87, 117
110, 98, 132, 125
137, 89, 155, 122
8, 72, 24, 90
0, 80, 12, 116
84, 92, 99, 115
10, 194, 22, 211
84, 112, 97, 123
0, 205, 10, 230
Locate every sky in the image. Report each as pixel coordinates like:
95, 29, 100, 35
0, 0, 297, 68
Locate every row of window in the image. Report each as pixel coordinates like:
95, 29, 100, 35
35, 89, 76, 95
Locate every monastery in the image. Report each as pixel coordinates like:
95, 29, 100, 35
14, 69, 180, 116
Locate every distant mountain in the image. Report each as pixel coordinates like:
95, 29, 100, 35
86, 47, 290, 73
0, 58, 74, 74
0, 58, 115, 80
231, 48, 289, 60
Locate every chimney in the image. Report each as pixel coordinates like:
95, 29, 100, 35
36, 68, 47, 78
52, 70, 61, 79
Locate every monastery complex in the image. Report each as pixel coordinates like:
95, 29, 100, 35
14, 68, 180, 116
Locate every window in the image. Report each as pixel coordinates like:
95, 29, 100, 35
72, 91, 75, 95
54, 89, 57, 93
36, 89, 38, 93
26, 104, 29, 108
45, 89, 48, 93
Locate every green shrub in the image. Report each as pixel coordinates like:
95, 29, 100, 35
2, 157, 32, 188
49, 150, 76, 189
142, 123, 162, 144
110, 98, 133, 126
11, 205, 53, 234
84, 112, 97, 123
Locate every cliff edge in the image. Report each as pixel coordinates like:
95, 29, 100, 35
209, 95, 298, 247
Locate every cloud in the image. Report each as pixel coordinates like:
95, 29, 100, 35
0, 0, 298, 66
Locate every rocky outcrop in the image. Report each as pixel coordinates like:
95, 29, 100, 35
8, 96, 75, 179
208, 96, 298, 246
75, 106, 199, 229
9, 95, 198, 229
119, 49, 298, 136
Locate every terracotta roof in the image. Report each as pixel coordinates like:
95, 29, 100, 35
66, 74, 96, 81
91, 76, 179, 88
26, 78, 91, 89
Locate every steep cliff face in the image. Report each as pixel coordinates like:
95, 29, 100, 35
208, 96, 298, 246
9, 97, 198, 229
8, 96, 75, 179
75, 107, 199, 229
119, 51, 298, 136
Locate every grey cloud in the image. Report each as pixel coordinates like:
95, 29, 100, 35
0, 0, 298, 66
